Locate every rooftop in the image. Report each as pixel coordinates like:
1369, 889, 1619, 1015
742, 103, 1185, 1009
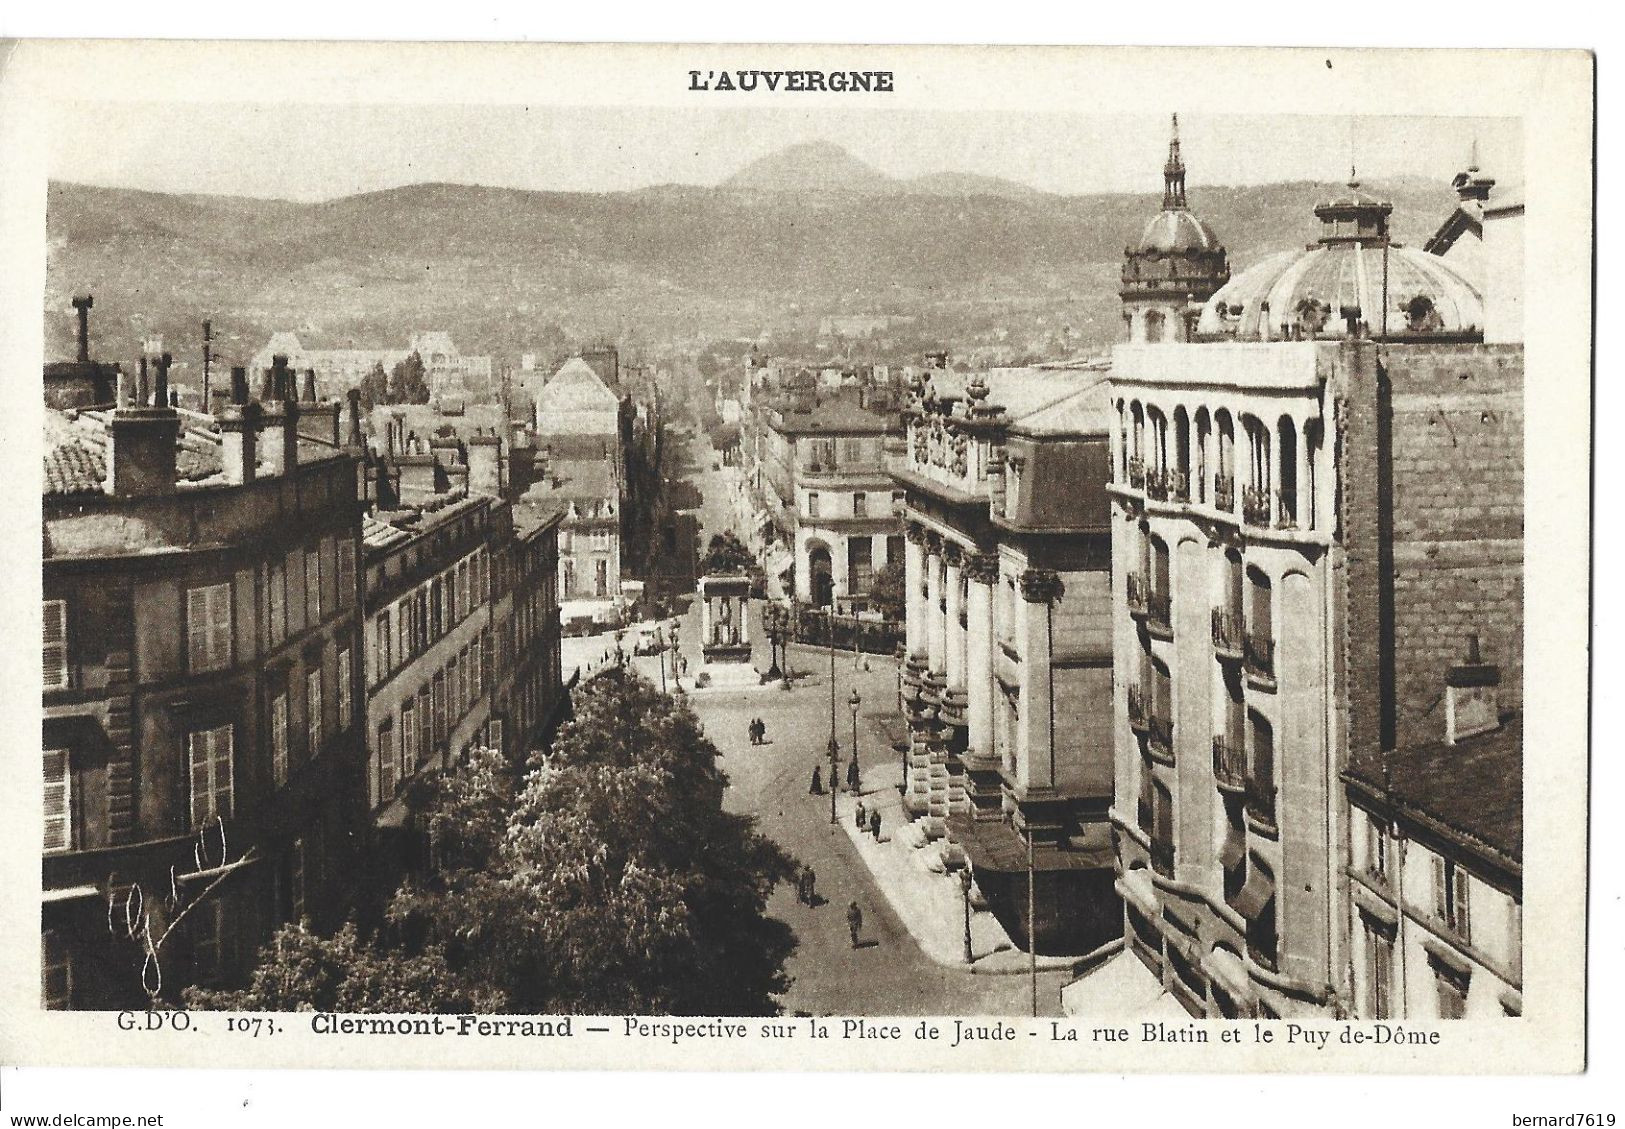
1344, 715, 1523, 877
918, 366, 1113, 436
766, 388, 899, 435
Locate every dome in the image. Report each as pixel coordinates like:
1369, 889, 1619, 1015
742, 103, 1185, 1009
1196, 242, 1484, 340
1134, 208, 1224, 256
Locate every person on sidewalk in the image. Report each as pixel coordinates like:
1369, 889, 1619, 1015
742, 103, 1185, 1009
846, 901, 863, 949
854, 799, 866, 830
809, 766, 823, 795
869, 807, 882, 841
759, 719, 769, 744
803, 865, 817, 905
846, 760, 860, 793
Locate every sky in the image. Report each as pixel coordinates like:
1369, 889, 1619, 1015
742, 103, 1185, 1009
47, 103, 1522, 202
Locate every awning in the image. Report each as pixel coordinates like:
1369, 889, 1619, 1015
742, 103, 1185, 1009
1219, 823, 1246, 870
1232, 868, 1275, 921
950, 816, 1115, 875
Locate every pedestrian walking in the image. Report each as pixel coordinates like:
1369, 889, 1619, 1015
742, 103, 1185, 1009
803, 865, 817, 905
854, 799, 866, 830
846, 759, 860, 793
759, 719, 769, 744
869, 807, 882, 841
846, 901, 863, 949
809, 766, 823, 795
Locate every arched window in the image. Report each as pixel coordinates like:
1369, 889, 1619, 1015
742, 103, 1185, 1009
1194, 408, 1211, 504
1215, 409, 1235, 509
1278, 415, 1298, 527
1173, 406, 1191, 501
1245, 566, 1274, 680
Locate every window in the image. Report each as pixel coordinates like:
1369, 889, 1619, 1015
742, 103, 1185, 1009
853, 492, 867, 518
1366, 813, 1390, 884
472, 636, 484, 700
1434, 856, 1472, 941
375, 613, 393, 680
43, 749, 71, 852
401, 700, 418, 774
192, 898, 226, 983
265, 689, 290, 789
594, 559, 608, 597
417, 687, 431, 762
43, 599, 68, 690
376, 719, 396, 802
306, 669, 323, 756
1364, 918, 1394, 1019
188, 724, 234, 826
431, 578, 444, 639
807, 492, 820, 519
458, 646, 471, 714
433, 671, 447, 745
42, 929, 71, 1009
336, 649, 351, 731
306, 548, 323, 623
488, 716, 504, 755
1435, 964, 1468, 1019
591, 530, 612, 552
187, 583, 233, 673
268, 561, 286, 647
336, 539, 356, 608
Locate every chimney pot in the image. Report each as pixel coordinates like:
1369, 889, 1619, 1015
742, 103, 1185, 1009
71, 295, 93, 362
230, 365, 250, 405
303, 368, 318, 403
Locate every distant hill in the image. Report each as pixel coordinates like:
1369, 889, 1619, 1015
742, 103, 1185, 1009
44, 142, 1462, 372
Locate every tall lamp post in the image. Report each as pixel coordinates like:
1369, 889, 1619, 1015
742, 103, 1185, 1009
959, 866, 975, 965
827, 614, 840, 822
848, 688, 861, 791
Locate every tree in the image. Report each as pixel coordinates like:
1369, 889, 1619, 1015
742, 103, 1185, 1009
869, 559, 906, 622
357, 361, 389, 412
698, 530, 756, 577
389, 351, 430, 404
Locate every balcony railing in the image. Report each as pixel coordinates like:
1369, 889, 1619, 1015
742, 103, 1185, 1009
1145, 469, 1169, 502
1211, 608, 1245, 660
1214, 472, 1235, 513
1127, 457, 1146, 491
1242, 485, 1273, 527
1165, 468, 1191, 504
1149, 836, 1175, 878
1127, 684, 1151, 734
1146, 591, 1173, 639
1147, 711, 1174, 763
1126, 572, 1150, 619
1243, 633, 1276, 685
1212, 735, 1247, 792
1244, 775, 1278, 834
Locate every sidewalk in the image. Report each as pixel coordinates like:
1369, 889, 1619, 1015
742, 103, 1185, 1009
832, 754, 1079, 977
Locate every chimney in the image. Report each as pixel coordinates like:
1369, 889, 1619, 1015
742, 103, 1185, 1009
152, 352, 172, 410
105, 362, 180, 498
466, 429, 504, 498
218, 367, 261, 486
302, 368, 318, 403
138, 355, 150, 406
258, 354, 299, 476
346, 389, 364, 449
71, 296, 93, 362
1444, 635, 1502, 745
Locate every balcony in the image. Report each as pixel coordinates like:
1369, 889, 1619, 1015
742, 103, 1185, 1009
1127, 684, 1151, 734
1277, 492, 1300, 530
1243, 633, 1276, 688
1145, 591, 1172, 639
1165, 469, 1191, 504
1146, 711, 1175, 764
1149, 836, 1175, 878
1244, 776, 1278, 836
1211, 608, 1244, 661
1126, 572, 1150, 619
1214, 472, 1235, 513
1127, 457, 1146, 491
1242, 485, 1273, 527
1145, 469, 1168, 502
1212, 735, 1246, 792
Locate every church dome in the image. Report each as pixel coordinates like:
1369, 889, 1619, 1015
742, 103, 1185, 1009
1120, 114, 1230, 304
1134, 208, 1224, 256
1196, 178, 1484, 340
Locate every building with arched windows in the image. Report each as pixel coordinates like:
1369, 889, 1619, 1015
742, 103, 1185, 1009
1092, 149, 1524, 1020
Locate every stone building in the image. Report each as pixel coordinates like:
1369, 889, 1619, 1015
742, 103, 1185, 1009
893, 363, 1120, 954
1100, 155, 1522, 1018
42, 354, 367, 1009
250, 331, 492, 405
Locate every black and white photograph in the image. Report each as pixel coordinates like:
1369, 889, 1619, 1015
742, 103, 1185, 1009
0, 38, 1593, 1093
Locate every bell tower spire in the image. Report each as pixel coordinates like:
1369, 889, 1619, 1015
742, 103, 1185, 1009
1163, 113, 1187, 209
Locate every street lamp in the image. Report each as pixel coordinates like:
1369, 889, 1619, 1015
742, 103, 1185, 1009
827, 617, 840, 822
848, 687, 861, 791
959, 866, 974, 965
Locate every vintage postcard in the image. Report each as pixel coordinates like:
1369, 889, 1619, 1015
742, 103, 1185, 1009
0, 40, 1593, 1079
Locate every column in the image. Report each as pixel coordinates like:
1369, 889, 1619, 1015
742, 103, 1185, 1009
1198, 407, 1214, 507
963, 551, 1002, 821
904, 523, 927, 660
1267, 423, 1282, 529
1017, 569, 1064, 794
926, 533, 946, 676
941, 543, 968, 816
1296, 413, 1313, 530
944, 544, 966, 691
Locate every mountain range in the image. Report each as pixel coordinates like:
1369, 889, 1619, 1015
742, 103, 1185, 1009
43, 142, 1462, 372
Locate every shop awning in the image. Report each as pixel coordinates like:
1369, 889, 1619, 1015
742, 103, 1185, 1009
1232, 868, 1275, 921
949, 816, 1114, 875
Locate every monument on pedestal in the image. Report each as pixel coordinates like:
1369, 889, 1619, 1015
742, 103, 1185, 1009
691, 532, 760, 690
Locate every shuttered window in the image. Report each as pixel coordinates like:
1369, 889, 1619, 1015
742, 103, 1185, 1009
43, 748, 71, 852
43, 600, 68, 690
336, 538, 356, 608
270, 692, 289, 786
377, 719, 396, 801
268, 562, 286, 647
188, 724, 234, 826
187, 583, 233, 673
401, 701, 418, 777
336, 649, 352, 732
306, 669, 323, 757
306, 549, 323, 623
